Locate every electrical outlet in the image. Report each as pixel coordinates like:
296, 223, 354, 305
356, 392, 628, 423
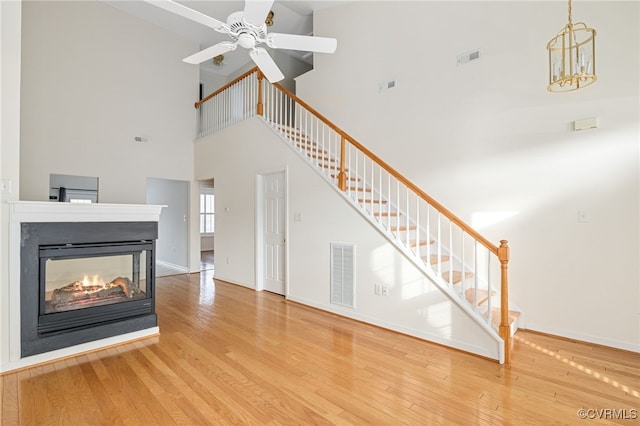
381, 285, 389, 296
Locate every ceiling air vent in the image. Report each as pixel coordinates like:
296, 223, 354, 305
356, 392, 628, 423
330, 243, 355, 308
457, 49, 481, 66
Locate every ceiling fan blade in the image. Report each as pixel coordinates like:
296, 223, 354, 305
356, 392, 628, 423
250, 48, 284, 83
143, 0, 225, 30
243, 0, 275, 27
267, 33, 337, 54
183, 42, 237, 65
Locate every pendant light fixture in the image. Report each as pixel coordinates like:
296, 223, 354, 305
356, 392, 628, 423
546, 0, 597, 92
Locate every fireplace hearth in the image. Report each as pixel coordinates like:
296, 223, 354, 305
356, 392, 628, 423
21, 221, 158, 357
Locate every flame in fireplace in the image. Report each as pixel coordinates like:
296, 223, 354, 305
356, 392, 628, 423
81, 274, 105, 287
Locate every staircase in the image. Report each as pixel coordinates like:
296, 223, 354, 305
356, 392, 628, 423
195, 68, 520, 363
272, 122, 520, 336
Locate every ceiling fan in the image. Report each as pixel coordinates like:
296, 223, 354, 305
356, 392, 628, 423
144, 0, 337, 83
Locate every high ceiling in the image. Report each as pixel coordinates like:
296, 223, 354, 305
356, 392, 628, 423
102, 0, 350, 77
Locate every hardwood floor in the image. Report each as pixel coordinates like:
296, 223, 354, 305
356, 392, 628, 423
200, 250, 214, 271
2, 270, 638, 425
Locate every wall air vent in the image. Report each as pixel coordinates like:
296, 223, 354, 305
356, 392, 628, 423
330, 243, 355, 308
457, 49, 481, 66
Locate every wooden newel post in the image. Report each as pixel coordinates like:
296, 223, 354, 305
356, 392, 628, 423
498, 240, 511, 364
257, 72, 264, 116
337, 136, 347, 191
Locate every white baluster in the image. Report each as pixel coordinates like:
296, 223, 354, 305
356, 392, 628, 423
426, 205, 431, 267
460, 230, 465, 296
437, 213, 442, 277
387, 172, 391, 231
405, 186, 409, 248
448, 221, 453, 285
486, 253, 492, 326
396, 180, 400, 241
415, 196, 420, 259
474, 242, 479, 309
370, 158, 374, 214
378, 164, 382, 223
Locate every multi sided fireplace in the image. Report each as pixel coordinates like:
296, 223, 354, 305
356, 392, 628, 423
21, 221, 158, 357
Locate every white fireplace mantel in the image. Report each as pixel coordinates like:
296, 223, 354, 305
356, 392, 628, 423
8, 200, 164, 223
4, 201, 164, 373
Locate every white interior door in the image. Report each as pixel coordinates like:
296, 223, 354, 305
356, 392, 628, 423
261, 171, 286, 294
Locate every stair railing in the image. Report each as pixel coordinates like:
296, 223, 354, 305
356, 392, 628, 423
196, 68, 512, 363
195, 68, 261, 138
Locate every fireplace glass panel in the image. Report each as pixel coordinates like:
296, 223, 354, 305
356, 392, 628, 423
44, 252, 147, 314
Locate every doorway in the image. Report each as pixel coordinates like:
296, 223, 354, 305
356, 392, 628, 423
199, 179, 215, 272
256, 169, 287, 295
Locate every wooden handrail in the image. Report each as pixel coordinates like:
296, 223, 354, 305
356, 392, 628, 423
272, 81, 499, 255
195, 68, 260, 109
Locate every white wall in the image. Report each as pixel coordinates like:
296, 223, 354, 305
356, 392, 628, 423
3, 0, 205, 368
19, 0, 203, 275
201, 235, 214, 251
20, 0, 198, 205
147, 177, 190, 269
195, 118, 501, 360
296, 1, 640, 351
200, 69, 227, 99
0, 0, 23, 368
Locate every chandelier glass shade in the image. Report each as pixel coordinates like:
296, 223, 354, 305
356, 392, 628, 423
546, 0, 597, 92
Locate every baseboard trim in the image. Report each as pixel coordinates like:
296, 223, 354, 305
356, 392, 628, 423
212, 275, 255, 290
521, 323, 640, 353
157, 260, 189, 274
1, 327, 159, 374
286, 295, 501, 362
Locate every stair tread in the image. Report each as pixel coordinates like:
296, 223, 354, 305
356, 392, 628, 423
391, 225, 418, 231
489, 308, 521, 327
331, 174, 360, 182
296, 143, 324, 153
442, 270, 474, 284
464, 288, 493, 305
319, 163, 343, 170
308, 154, 335, 162
348, 186, 372, 192
409, 239, 435, 247
358, 198, 388, 204
421, 254, 451, 265
373, 211, 399, 217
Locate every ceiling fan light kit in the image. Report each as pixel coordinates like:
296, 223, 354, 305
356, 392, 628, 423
144, 0, 337, 83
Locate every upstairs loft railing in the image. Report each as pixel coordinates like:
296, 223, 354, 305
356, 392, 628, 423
196, 68, 513, 363
196, 68, 261, 138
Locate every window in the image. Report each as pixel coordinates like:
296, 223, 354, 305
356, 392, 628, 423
200, 189, 214, 235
